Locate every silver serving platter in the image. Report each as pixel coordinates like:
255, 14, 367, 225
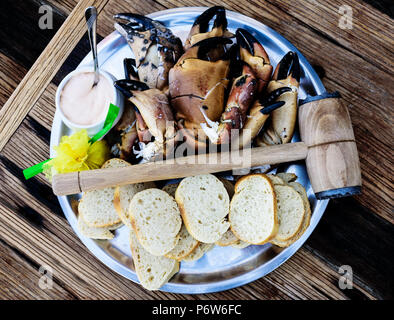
50, 7, 328, 294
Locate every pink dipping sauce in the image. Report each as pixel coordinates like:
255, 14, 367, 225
60, 72, 114, 126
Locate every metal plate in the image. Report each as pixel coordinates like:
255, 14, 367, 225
50, 7, 328, 294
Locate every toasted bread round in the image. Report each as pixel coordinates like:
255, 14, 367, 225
77, 213, 121, 240
229, 174, 278, 245
175, 174, 230, 244
267, 174, 285, 185
79, 158, 131, 227
215, 229, 239, 246
129, 188, 182, 256
182, 243, 214, 262
271, 184, 304, 242
114, 182, 155, 228
276, 172, 297, 183
230, 240, 250, 249
271, 182, 311, 247
129, 229, 179, 290
79, 188, 122, 227
164, 224, 199, 261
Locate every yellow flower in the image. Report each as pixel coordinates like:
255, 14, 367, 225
44, 130, 110, 179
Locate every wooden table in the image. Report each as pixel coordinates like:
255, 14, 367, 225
0, 0, 392, 300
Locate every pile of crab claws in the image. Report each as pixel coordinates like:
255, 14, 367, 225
274, 51, 300, 83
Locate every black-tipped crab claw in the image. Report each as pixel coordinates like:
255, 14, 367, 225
236, 28, 273, 93
114, 79, 176, 161
184, 6, 233, 50
256, 51, 301, 146
114, 13, 183, 91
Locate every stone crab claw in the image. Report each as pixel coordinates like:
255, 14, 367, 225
169, 36, 233, 148
236, 28, 273, 93
184, 6, 233, 50
114, 13, 183, 91
256, 51, 300, 146
199, 29, 273, 146
114, 79, 177, 161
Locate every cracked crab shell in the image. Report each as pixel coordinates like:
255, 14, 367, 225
169, 47, 230, 130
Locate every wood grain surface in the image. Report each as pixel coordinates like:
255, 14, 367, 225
0, 0, 393, 300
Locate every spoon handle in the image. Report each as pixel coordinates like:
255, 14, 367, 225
85, 6, 99, 85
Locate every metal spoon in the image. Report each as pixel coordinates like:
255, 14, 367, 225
85, 6, 99, 86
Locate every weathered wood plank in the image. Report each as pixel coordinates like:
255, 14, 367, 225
0, 0, 111, 151
0, 239, 75, 299
266, 0, 394, 73
306, 197, 394, 299
0, 53, 27, 107
0, 0, 391, 300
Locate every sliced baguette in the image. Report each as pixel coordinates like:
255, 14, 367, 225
267, 174, 285, 185
164, 224, 199, 261
215, 229, 239, 246
230, 240, 250, 249
271, 184, 304, 242
129, 229, 179, 290
79, 188, 122, 228
79, 158, 130, 227
182, 243, 214, 262
175, 174, 230, 244
77, 213, 120, 240
276, 172, 297, 183
114, 182, 155, 228
271, 182, 311, 247
129, 188, 182, 256
229, 174, 278, 244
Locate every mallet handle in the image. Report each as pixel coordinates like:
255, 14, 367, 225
52, 142, 308, 196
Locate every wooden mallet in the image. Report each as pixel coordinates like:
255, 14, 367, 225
52, 92, 361, 199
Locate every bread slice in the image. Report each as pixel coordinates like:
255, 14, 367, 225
276, 172, 297, 183
79, 158, 131, 228
175, 174, 230, 243
164, 224, 199, 261
129, 229, 179, 290
271, 182, 311, 247
79, 188, 122, 228
267, 174, 285, 185
229, 174, 278, 244
77, 213, 121, 240
230, 240, 250, 249
215, 229, 239, 246
162, 182, 179, 198
182, 243, 214, 262
129, 188, 182, 256
270, 184, 304, 242
114, 182, 155, 228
